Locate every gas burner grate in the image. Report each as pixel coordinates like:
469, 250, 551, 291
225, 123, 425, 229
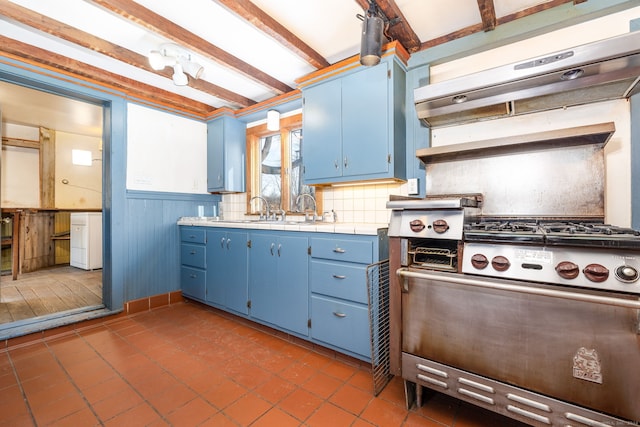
542, 222, 640, 236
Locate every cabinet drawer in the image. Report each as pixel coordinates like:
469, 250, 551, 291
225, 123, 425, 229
311, 237, 372, 264
311, 295, 370, 358
181, 266, 206, 300
310, 260, 367, 304
181, 243, 205, 268
180, 227, 206, 244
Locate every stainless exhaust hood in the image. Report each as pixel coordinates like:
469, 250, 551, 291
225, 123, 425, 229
415, 31, 640, 128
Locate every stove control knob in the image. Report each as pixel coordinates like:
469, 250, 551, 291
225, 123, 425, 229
583, 264, 609, 283
432, 219, 449, 234
470, 254, 489, 270
615, 265, 639, 283
491, 256, 510, 272
555, 261, 579, 279
409, 219, 425, 232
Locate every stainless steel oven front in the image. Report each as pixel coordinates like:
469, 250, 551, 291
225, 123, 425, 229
397, 268, 640, 426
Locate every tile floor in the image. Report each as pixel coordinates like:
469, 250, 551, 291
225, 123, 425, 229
0, 301, 529, 426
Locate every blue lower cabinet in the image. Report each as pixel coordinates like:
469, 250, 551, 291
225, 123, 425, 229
180, 266, 206, 301
311, 295, 370, 358
180, 226, 207, 301
249, 232, 309, 336
206, 229, 249, 314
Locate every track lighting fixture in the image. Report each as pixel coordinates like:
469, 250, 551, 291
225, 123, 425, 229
358, 1, 387, 67
148, 43, 204, 86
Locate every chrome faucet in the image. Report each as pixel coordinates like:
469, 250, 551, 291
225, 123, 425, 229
249, 196, 270, 220
295, 193, 317, 223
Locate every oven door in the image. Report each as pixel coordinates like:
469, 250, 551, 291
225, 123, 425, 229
399, 269, 640, 423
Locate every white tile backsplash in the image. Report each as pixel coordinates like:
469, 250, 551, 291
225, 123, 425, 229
219, 181, 409, 224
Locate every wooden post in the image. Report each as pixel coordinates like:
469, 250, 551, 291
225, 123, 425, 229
11, 211, 20, 280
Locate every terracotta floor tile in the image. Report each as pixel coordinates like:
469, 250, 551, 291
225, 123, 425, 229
25, 379, 77, 410
0, 384, 31, 419
305, 401, 357, 427
0, 371, 18, 391
92, 386, 144, 422
103, 402, 163, 427
165, 397, 217, 427
278, 388, 323, 421
360, 396, 409, 426
147, 383, 197, 415
253, 375, 297, 404
252, 407, 302, 427
30, 392, 88, 426
52, 407, 101, 427
5, 302, 534, 427
278, 360, 317, 385
347, 369, 374, 392
329, 383, 374, 416
199, 411, 238, 426
202, 377, 247, 409
302, 371, 343, 400
223, 393, 272, 426
403, 412, 448, 427
321, 360, 358, 381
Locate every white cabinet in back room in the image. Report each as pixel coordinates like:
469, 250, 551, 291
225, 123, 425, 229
70, 212, 102, 270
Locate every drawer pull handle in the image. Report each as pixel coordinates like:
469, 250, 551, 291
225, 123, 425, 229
333, 247, 345, 253
333, 311, 346, 318
189, 274, 197, 279
332, 274, 346, 279
190, 250, 196, 255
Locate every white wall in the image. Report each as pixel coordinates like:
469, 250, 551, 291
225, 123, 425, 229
126, 104, 208, 194
55, 131, 102, 209
2, 123, 40, 207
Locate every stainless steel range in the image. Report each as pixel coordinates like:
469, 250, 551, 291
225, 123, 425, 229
387, 196, 640, 426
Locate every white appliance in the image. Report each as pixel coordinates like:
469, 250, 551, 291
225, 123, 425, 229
70, 212, 102, 270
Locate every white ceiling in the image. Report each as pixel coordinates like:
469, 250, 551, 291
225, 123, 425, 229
0, 0, 630, 137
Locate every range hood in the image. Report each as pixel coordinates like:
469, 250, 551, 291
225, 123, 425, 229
415, 31, 640, 128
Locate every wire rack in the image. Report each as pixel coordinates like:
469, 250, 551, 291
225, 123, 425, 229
366, 259, 392, 396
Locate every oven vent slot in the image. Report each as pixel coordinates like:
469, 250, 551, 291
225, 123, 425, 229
410, 247, 457, 271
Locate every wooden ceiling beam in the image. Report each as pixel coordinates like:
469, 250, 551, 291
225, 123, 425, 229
0, 0, 255, 108
354, 0, 422, 53
419, 0, 576, 50
88, 0, 293, 95
0, 35, 216, 117
477, 0, 497, 32
216, 0, 330, 70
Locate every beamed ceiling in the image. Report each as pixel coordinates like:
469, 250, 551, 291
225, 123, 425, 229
0, 0, 636, 126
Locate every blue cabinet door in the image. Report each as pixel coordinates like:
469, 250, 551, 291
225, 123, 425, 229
207, 229, 248, 314
302, 78, 342, 181
249, 232, 309, 336
206, 229, 226, 306
276, 235, 309, 336
225, 230, 249, 314
249, 233, 279, 325
341, 65, 390, 177
207, 116, 246, 193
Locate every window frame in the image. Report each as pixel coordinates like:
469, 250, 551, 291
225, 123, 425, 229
246, 113, 321, 215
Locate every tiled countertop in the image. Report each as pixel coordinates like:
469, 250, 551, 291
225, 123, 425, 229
177, 217, 387, 236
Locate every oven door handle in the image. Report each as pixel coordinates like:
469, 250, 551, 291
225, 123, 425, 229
396, 268, 640, 310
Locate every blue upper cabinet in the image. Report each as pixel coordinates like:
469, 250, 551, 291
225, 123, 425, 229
207, 114, 246, 193
300, 44, 408, 185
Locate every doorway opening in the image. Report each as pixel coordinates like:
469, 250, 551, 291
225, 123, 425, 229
0, 78, 110, 335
